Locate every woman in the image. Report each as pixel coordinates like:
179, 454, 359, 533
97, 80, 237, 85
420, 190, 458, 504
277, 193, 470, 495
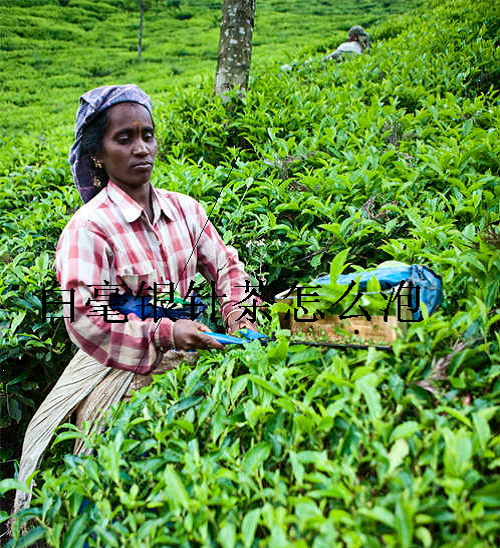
322, 25, 372, 62
12, 84, 257, 520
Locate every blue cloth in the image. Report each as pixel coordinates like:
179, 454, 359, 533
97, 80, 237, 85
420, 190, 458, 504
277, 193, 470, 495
69, 84, 153, 204
108, 292, 206, 321
314, 264, 443, 319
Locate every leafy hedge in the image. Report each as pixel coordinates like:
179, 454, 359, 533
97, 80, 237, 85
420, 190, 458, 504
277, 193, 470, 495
11, 344, 500, 547
2, 0, 500, 545
0, 0, 419, 445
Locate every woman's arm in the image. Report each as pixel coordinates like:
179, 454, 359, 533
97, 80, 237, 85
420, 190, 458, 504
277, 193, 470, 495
56, 226, 176, 374
187, 199, 260, 333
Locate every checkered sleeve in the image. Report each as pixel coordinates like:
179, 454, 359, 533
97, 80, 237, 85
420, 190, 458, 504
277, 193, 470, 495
55, 226, 174, 375
188, 199, 261, 324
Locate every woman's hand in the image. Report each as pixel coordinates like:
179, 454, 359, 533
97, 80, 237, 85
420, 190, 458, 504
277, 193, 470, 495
226, 311, 258, 335
172, 320, 225, 351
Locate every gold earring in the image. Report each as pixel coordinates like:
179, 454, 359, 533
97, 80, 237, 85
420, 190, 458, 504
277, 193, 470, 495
93, 158, 103, 169
93, 177, 102, 188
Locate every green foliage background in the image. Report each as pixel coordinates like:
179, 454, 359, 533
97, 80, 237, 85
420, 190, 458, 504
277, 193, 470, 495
1, 0, 500, 546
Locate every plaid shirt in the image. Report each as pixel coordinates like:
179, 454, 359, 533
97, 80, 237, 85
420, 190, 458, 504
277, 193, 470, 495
56, 181, 253, 374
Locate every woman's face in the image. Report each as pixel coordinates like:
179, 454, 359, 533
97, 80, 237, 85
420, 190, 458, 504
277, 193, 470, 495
96, 102, 157, 190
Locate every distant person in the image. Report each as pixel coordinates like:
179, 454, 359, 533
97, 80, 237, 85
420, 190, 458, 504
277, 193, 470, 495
323, 25, 371, 62
280, 25, 371, 72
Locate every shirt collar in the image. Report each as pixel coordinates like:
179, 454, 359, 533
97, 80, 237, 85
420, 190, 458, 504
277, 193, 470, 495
154, 187, 177, 222
106, 180, 176, 223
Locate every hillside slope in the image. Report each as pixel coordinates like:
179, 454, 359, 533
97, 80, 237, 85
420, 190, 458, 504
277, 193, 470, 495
1, 0, 416, 133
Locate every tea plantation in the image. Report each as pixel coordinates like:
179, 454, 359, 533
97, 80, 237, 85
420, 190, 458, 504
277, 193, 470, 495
1, 0, 500, 546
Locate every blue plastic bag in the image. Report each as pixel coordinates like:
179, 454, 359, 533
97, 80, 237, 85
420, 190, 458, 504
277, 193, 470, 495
314, 263, 443, 320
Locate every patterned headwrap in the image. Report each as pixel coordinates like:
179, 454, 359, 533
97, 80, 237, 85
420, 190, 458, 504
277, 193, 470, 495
348, 25, 372, 52
69, 84, 153, 203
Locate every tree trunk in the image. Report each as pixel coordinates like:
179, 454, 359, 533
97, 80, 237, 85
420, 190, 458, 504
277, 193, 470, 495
214, 0, 255, 102
138, 0, 144, 61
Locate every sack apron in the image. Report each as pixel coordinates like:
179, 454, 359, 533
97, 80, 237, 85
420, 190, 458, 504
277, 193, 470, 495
11, 348, 196, 523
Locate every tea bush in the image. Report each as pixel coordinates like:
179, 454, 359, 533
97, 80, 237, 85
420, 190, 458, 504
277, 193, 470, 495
2, 0, 500, 545
0, 0, 418, 465
11, 343, 500, 547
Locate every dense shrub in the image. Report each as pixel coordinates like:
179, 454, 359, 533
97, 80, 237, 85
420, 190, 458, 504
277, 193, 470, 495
2, 0, 500, 545
11, 343, 500, 546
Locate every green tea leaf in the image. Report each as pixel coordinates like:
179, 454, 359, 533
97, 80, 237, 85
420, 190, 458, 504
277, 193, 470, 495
231, 375, 248, 401
355, 374, 382, 420
242, 442, 271, 475
164, 466, 190, 510
387, 439, 409, 475
442, 428, 473, 478
471, 479, 500, 507
218, 521, 236, 548
242, 508, 260, 547
329, 248, 350, 284
390, 421, 420, 442
0, 478, 30, 495
472, 410, 490, 452
290, 450, 304, 485
359, 506, 395, 528
266, 337, 289, 363
61, 513, 88, 548
4, 526, 46, 548
415, 526, 432, 548
395, 495, 414, 548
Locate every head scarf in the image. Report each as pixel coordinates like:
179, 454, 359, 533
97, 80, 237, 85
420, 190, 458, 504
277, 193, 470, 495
69, 84, 153, 203
348, 25, 372, 52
